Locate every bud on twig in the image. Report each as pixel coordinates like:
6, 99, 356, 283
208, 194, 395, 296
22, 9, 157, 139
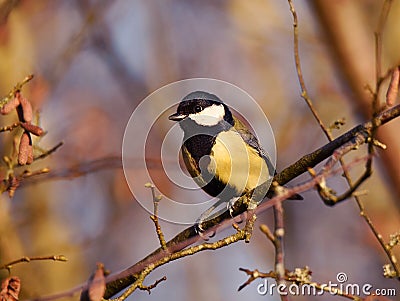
80, 263, 106, 301
18, 131, 33, 166
20, 122, 44, 136
27, 141, 34, 165
0, 96, 20, 115
17, 93, 33, 123
386, 67, 399, 107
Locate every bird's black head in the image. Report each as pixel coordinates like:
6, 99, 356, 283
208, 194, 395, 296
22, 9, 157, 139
169, 91, 234, 131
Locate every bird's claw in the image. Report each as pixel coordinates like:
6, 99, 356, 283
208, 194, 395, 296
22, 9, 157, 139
194, 219, 215, 240
227, 197, 244, 224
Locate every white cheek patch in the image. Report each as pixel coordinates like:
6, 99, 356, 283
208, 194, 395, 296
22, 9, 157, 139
188, 104, 225, 126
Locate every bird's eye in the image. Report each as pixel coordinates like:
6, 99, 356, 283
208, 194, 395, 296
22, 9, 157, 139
194, 105, 202, 113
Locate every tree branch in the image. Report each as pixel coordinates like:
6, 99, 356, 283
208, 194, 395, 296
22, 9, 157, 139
102, 103, 400, 298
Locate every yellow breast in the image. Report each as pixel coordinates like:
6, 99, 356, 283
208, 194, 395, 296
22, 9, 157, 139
208, 130, 270, 195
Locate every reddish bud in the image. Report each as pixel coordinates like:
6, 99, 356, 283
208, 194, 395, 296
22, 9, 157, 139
18, 131, 33, 166
81, 263, 106, 301
20, 122, 44, 136
17, 95, 33, 123
88, 263, 106, 301
27, 143, 34, 165
386, 67, 399, 107
0, 96, 20, 115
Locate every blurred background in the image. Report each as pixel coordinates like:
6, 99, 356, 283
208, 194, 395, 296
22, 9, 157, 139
0, 1, 399, 300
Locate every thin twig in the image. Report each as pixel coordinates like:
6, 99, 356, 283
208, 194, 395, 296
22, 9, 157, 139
138, 276, 167, 295
238, 266, 362, 300
0, 122, 19, 133
109, 224, 248, 301
0, 255, 67, 272
259, 224, 275, 244
375, 0, 393, 90
362, 0, 399, 280
273, 202, 288, 301
286, 0, 373, 203
273, 202, 285, 281
146, 183, 167, 250
287, 0, 330, 137
287, 0, 399, 280
243, 202, 257, 243
311, 136, 373, 205
238, 268, 275, 291
0, 75, 34, 108
34, 142, 64, 161
20, 156, 122, 185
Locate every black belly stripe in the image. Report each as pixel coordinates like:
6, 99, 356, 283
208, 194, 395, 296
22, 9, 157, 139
183, 134, 215, 163
183, 133, 238, 199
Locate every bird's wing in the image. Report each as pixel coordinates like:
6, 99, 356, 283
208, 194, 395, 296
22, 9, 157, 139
232, 116, 275, 177
233, 117, 303, 200
181, 144, 209, 188
181, 144, 200, 177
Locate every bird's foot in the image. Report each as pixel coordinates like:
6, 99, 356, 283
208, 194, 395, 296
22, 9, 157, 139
194, 218, 215, 240
194, 206, 219, 240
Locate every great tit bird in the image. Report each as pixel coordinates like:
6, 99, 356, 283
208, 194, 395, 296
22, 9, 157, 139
169, 91, 279, 226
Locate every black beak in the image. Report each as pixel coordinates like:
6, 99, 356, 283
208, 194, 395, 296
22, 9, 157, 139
168, 112, 187, 121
